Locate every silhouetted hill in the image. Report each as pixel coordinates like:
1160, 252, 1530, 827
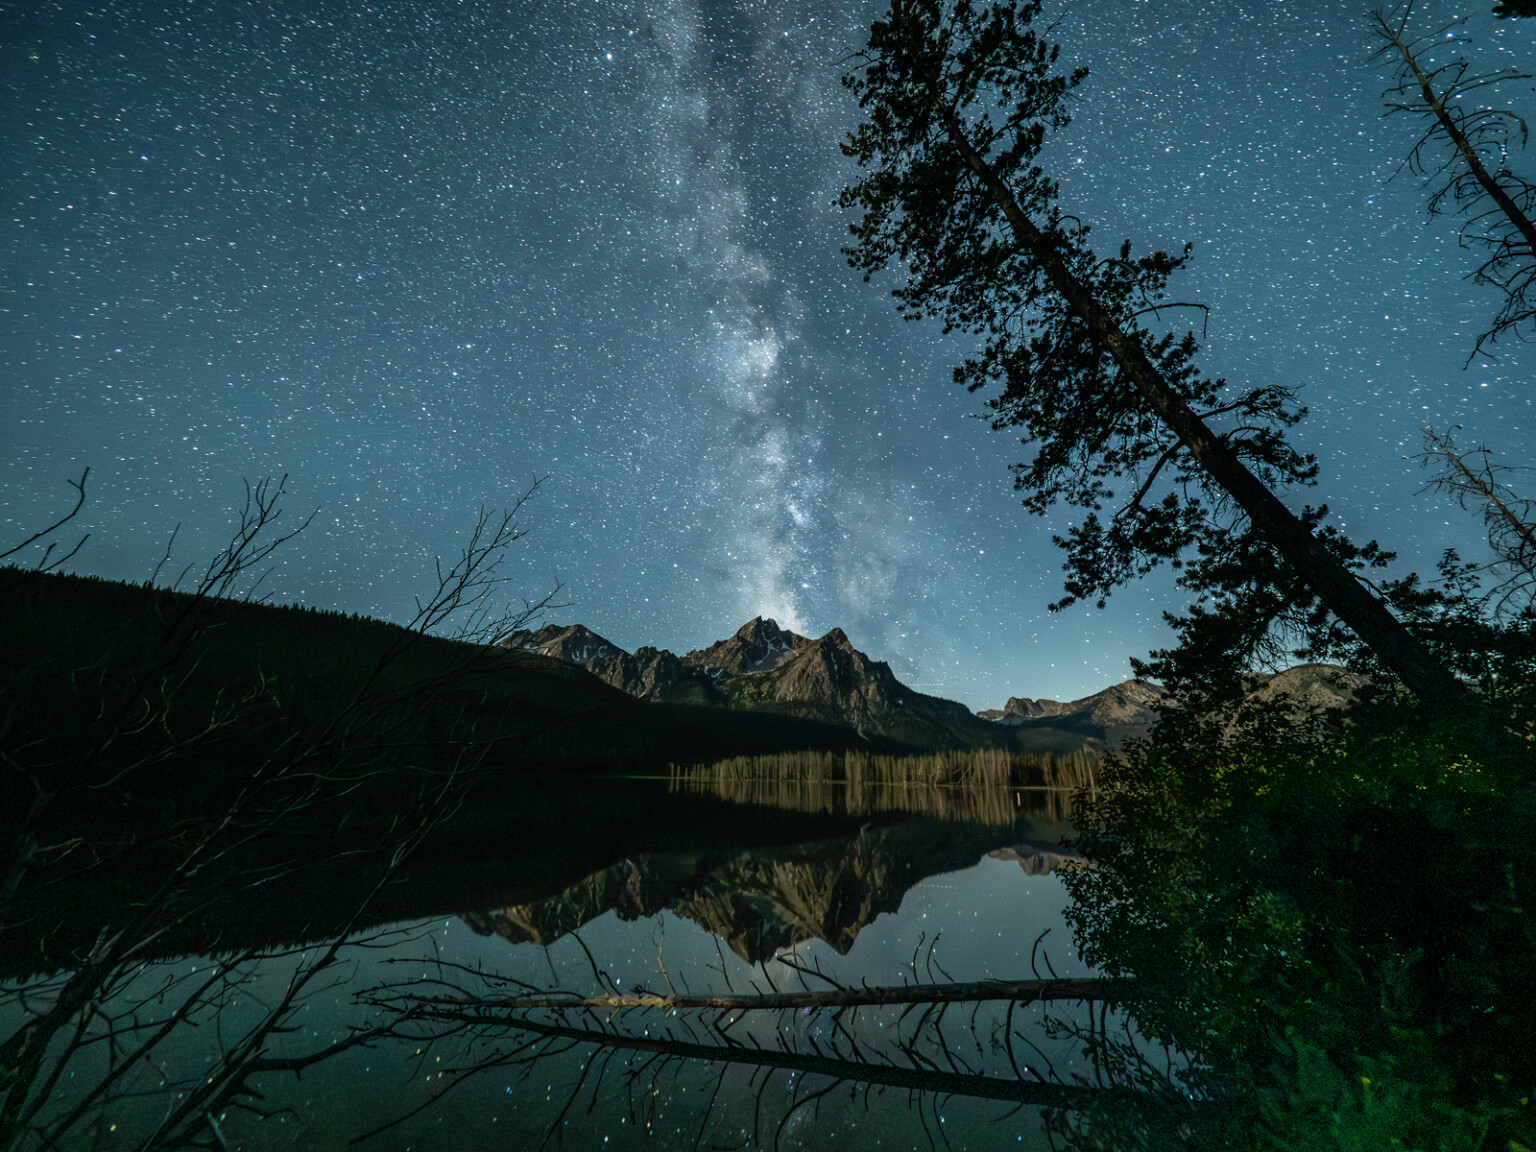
1, 570, 923, 808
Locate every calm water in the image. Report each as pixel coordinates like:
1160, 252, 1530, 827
3, 785, 1125, 1151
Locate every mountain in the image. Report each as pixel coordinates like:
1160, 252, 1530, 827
681, 616, 812, 675
976, 665, 1366, 749
504, 620, 1364, 759
1249, 663, 1367, 711
501, 623, 701, 699
503, 623, 627, 666
505, 617, 1013, 751
710, 626, 985, 747
977, 679, 1168, 749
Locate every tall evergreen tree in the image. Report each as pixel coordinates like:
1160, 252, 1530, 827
839, 0, 1464, 702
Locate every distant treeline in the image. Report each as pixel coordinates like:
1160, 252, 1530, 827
671, 747, 1100, 790
669, 748, 1100, 825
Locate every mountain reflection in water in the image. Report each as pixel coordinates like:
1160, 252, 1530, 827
463, 815, 1079, 964
1, 780, 1114, 1151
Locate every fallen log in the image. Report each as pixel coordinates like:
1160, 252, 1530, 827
405, 975, 1127, 1015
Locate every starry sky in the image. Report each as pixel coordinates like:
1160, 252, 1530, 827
3, 0, 1533, 709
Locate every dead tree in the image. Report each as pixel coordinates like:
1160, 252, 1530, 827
0, 477, 559, 1150
1374, 6, 1536, 357
1417, 426, 1536, 611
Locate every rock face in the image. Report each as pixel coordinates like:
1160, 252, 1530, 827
502, 624, 709, 701
680, 616, 811, 677
504, 616, 989, 748
990, 679, 1169, 727
978, 666, 1365, 748
504, 623, 626, 666
978, 679, 1168, 749
1249, 664, 1367, 712
721, 628, 908, 719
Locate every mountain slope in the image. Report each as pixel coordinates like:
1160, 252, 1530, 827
977, 666, 1366, 749
507, 617, 1027, 752
681, 616, 813, 675
978, 679, 1168, 749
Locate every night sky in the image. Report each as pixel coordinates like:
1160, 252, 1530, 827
3, 0, 1532, 709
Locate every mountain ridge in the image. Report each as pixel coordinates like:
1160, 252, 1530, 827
975, 664, 1367, 748
503, 619, 1364, 755
504, 618, 1030, 751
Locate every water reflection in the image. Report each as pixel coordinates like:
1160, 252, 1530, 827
462, 816, 1064, 963
12, 698, 1523, 1150
992, 840, 1090, 877
670, 751, 1092, 826
0, 780, 1108, 1151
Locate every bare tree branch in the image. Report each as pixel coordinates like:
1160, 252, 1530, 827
1416, 426, 1536, 611
0, 470, 90, 584
1373, 8, 1536, 357
414, 1012, 1128, 1114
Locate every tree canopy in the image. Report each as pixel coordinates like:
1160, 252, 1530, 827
839, 0, 1464, 701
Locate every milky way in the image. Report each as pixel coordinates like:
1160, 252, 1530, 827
3, 0, 1533, 706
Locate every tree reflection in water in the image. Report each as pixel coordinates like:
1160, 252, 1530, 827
17, 702, 1535, 1152
352, 795, 1128, 1151
402, 687, 1536, 1152
4, 788, 1132, 1150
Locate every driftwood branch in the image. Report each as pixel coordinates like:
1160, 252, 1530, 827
394, 976, 1127, 1015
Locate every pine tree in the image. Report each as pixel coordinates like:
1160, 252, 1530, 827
840, 0, 1464, 701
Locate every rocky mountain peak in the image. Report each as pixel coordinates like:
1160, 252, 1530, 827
993, 679, 1168, 727
762, 627, 901, 714
501, 623, 626, 666
1249, 664, 1366, 711
735, 616, 779, 642
974, 678, 1169, 750
500, 623, 695, 701
978, 667, 1364, 750
682, 616, 810, 676
500, 616, 984, 747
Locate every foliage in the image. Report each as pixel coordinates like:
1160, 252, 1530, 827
672, 745, 1100, 789
1063, 613, 1536, 1150
1131, 516, 1398, 701
841, 1, 1312, 614
670, 746, 1101, 824
840, 0, 1459, 702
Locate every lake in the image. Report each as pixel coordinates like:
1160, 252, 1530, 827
1, 780, 1126, 1151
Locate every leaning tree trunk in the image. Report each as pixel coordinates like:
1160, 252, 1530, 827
939, 109, 1466, 704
